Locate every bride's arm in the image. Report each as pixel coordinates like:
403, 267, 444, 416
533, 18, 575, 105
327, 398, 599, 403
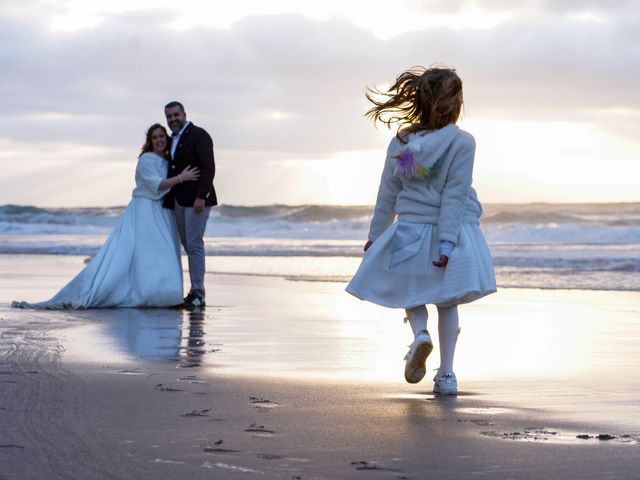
158, 166, 199, 190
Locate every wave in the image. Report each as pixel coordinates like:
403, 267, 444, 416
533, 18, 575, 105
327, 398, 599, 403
482, 203, 640, 226
2, 202, 638, 223
1, 203, 639, 244
492, 256, 640, 272
216, 204, 372, 222
484, 224, 640, 244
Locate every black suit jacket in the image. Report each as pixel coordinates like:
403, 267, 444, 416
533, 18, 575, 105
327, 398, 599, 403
162, 122, 218, 209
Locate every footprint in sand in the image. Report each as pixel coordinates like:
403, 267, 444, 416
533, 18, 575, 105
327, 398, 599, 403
181, 408, 212, 417
178, 375, 207, 384
351, 461, 379, 471
203, 439, 240, 454
256, 453, 282, 460
457, 418, 495, 427
350, 461, 402, 473
249, 396, 279, 410
245, 423, 276, 434
154, 383, 182, 392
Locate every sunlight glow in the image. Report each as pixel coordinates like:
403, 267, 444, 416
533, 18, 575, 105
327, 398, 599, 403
256, 115, 640, 205
268, 110, 297, 121
0, 139, 134, 206
271, 149, 386, 205
462, 117, 640, 203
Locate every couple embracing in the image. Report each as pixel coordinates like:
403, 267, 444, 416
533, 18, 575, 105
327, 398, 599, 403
13, 102, 216, 310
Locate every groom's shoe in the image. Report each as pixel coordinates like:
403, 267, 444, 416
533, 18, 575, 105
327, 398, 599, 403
183, 293, 196, 303
183, 295, 205, 310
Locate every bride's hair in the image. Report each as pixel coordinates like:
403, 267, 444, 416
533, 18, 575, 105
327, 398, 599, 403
365, 65, 463, 142
140, 123, 170, 157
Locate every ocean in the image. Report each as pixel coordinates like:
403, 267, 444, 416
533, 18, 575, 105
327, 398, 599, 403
1, 203, 639, 292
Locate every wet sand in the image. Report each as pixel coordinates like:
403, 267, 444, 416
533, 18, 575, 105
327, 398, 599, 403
1, 254, 640, 479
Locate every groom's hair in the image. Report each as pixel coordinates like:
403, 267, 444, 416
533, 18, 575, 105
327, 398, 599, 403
165, 101, 185, 112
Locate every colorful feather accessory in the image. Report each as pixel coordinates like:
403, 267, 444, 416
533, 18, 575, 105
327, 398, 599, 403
392, 146, 441, 180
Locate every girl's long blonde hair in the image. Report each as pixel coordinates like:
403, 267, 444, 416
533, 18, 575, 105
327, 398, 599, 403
365, 66, 464, 142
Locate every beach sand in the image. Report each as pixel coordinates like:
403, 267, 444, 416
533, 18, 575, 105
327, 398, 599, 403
1, 254, 639, 479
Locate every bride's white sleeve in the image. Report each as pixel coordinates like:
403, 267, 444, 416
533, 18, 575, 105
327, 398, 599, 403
135, 153, 168, 196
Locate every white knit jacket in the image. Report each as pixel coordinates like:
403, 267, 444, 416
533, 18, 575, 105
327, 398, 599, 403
368, 124, 483, 245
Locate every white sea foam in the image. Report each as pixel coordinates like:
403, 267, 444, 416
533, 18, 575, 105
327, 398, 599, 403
1, 203, 639, 290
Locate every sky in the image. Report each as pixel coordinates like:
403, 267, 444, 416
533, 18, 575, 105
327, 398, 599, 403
0, 0, 638, 207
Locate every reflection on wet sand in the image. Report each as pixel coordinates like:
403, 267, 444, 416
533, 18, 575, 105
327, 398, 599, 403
177, 309, 209, 369
101, 309, 182, 360
99, 308, 216, 369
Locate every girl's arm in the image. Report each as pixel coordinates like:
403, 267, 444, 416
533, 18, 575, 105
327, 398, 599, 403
367, 140, 403, 244
437, 134, 476, 245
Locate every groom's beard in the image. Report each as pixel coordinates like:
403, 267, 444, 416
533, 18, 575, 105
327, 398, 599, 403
169, 121, 183, 133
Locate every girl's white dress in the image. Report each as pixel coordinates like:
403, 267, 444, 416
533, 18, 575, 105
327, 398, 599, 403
13, 152, 183, 309
346, 124, 496, 308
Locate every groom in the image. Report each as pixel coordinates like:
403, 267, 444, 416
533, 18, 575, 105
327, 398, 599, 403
162, 101, 217, 309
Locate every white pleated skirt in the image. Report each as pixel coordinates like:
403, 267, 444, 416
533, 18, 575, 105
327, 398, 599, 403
346, 221, 496, 308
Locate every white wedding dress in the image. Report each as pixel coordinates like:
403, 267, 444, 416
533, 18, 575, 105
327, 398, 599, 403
12, 152, 183, 309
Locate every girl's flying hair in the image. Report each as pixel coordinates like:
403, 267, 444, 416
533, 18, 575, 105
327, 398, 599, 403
365, 65, 464, 141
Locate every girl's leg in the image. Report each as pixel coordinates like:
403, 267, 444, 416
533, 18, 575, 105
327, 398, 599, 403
436, 305, 459, 374
405, 305, 428, 337
403, 305, 432, 384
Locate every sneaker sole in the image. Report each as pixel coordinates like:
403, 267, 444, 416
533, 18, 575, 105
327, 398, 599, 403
433, 386, 458, 395
433, 379, 458, 395
183, 303, 206, 310
404, 340, 433, 384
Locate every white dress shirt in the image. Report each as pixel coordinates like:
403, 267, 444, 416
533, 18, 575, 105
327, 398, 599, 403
170, 121, 191, 159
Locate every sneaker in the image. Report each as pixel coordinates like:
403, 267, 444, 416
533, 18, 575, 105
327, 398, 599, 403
404, 330, 433, 384
433, 372, 458, 395
183, 295, 205, 310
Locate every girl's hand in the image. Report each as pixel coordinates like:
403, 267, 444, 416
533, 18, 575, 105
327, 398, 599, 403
364, 240, 373, 252
432, 255, 449, 268
180, 166, 200, 182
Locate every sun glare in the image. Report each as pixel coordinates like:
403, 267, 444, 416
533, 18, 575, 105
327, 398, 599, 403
465, 117, 640, 203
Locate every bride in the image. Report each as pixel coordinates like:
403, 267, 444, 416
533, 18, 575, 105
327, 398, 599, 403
12, 124, 199, 309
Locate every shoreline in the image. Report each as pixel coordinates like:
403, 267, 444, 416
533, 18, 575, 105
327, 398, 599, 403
2, 252, 639, 294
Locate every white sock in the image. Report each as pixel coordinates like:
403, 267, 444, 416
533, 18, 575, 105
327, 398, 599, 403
437, 305, 459, 375
405, 305, 428, 337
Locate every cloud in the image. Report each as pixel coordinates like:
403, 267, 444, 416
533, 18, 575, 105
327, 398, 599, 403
2, 5, 638, 146
0, 1, 638, 205
406, 0, 638, 15
1, 9, 387, 155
